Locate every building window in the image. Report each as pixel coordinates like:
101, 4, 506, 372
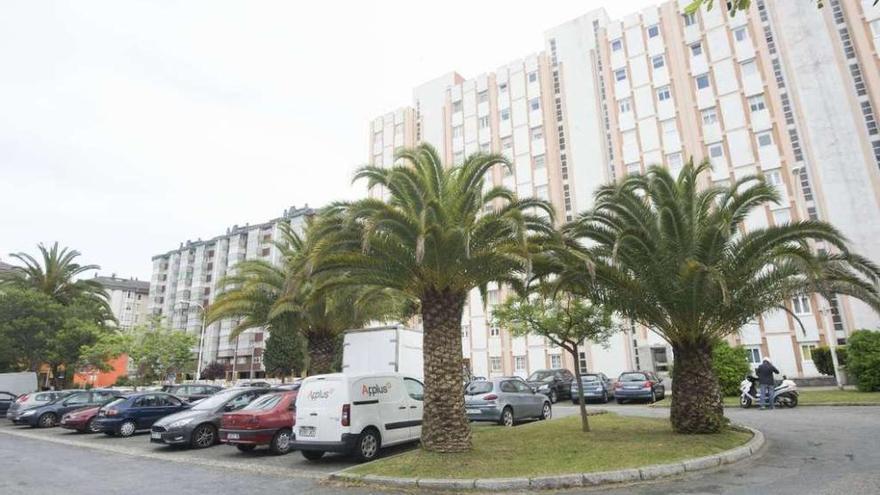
489, 327, 500, 337
661, 119, 678, 141
531, 126, 544, 141
261, 247, 270, 257
535, 184, 549, 200
709, 143, 724, 159
667, 152, 683, 175
499, 82, 508, 93
453, 151, 464, 164
651, 54, 665, 69
696, 74, 711, 90
461, 324, 470, 337
741, 59, 758, 77
701, 107, 719, 125
614, 68, 627, 82
528, 71, 538, 83
478, 90, 489, 104
647, 24, 660, 38
500, 108, 510, 121
611, 38, 623, 52
656, 86, 671, 102
489, 357, 502, 372
452, 100, 462, 113
690, 42, 703, 57
487, 289, 500, 306
625, 162, 641, 176
792, 295, 812, 315
479, 141, 491, 153
372, 131, 382, 149
801, 344, 817, 362
529, 97, 541, 112
756, 131, 773, 147
578, 352, 588, 372
514, 356, 527, 371
452, 125, 464, 138
618, 97, 633, 114
683, 12, 697, 27
501, 136, 513, 151
533, 154, 546, 169
479, 116, 490, 129
748, 94, 767, 113
772, 208, 791, 225
550, 354, 562, 369
746, 346, 762, 364
734, 26, 749, 43
764, 169, 782, 186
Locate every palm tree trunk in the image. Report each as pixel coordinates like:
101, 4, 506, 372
306, 331, 336, 375
570, 344, 590, 432
420, 288, 471, 453
670, 341, 724, 433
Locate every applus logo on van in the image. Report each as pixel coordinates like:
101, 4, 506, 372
362, 382, 392, 397
308, 389, 334, 400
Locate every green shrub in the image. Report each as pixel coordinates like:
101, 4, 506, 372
113, 375, 133, 387
847, 330, 880, 392
812, 346, 848, 377
713, 342, 752, 396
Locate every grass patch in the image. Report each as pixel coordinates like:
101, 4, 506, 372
348, 413, 750, 479
652, 389, 880, 407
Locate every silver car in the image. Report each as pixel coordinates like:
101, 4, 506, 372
5, 390, 74, 420
464, 378, 552, 427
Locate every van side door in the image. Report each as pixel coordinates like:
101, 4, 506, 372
403, 378, 424, 442
373, 377, 409, 445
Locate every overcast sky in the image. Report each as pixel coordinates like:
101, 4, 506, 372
0, 0, 658, 280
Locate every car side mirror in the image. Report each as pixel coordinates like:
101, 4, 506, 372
223, 404, 235, 412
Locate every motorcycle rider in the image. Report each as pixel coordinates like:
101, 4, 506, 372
756, 358, 780, 410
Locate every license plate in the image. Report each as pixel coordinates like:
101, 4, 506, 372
466, 409, 480, 414
299, 426, 316, 438
226, 433, 240, 440
625, 385, 640, 389
150, 432, 161, 440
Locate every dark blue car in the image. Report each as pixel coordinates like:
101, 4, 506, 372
11, 389, 119, 428
93, 392, 189, 437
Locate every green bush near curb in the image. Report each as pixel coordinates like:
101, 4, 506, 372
347, 413, 750, 479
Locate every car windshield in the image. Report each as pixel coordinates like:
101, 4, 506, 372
243, 393, 283, 411
191, 390, 240, 411
527, 371, 555, 382
465, 382, 493, 395
580, 375, 600, 382
620, 373, 648, 382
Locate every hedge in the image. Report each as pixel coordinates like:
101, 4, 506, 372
847, 330, 880, 392
812, 346, 847, 377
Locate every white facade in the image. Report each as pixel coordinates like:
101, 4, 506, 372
148, 206, 314, 379
93, 276, 150, 330
368, 0, 880, 379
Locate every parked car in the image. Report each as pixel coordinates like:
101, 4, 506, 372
570, 373, 614, 404
6, 390, 76, 420
59, 405, 104, 433
220, 390, 298, 454
526, 368, 575, 403
151, 387, 270, 449
0, 391, 16, 416
11, 389, 118, 428
291, 372, 424, 462
161, 384, 223, 403
614, 371, 666, 404
93, 392, 190, 437
465, 377, 552, 427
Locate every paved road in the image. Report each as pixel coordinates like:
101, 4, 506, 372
1, 405, 877, 494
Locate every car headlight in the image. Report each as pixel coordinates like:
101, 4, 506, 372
168, 418, 193, 429
21, 409, 37, 416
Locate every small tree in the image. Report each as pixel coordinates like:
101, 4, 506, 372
199, 361, 227, 381
847, 330, 880, 392
263, 327, 307, 383
493, 291, 615, 432
813, 346, 848, 377
127, 325, 197, 385
712, 342, 751, 396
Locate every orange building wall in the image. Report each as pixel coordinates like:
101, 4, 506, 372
74, 354, 128, 388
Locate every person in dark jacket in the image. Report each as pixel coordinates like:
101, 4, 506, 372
756, 358, 780, 410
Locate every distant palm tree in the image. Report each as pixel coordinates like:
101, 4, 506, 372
1, 242, 110, 312
312, 143, 554, 452
552, 159, 880, 433
207, 223, 407, 375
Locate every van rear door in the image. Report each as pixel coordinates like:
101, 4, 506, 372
295, 377, 345, 443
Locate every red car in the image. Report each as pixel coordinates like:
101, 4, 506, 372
59, 406, 102, 433
219, 389, 296, 455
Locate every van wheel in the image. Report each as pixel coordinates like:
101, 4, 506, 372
302, 450, 325, 461
499, 407, 514, 427
352, 428, 381, 463
269, 428, 293, 455
236, 444, 257, 453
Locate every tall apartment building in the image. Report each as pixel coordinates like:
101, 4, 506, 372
93, 275, 150, 329
148, 206, 314, 379
368, 0, 880, 379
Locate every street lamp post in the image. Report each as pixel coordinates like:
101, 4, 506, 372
819, 300, 845, 390
175, 300, 207, 380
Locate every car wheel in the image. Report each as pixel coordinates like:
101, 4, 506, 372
86, 418, 101, 433
352, 428, 381, 463
302, 450, 325, 461
191, 424, 216, 449
269, 428, 293, 455
498, 407, 514, 427
118, 420, 137, 437
548, 390, 558, 404
540, 402, 552, 421
616, 398, 626, 405
650, 391, 657, 404
38, 413, 57, 428
236, 444, 257, 453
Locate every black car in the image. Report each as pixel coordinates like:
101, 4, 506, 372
161, 384, 223, 403
526, 369, 575, 403
150, 388, 270, 448
11, 389, 119, 428
0, 392, 16, 416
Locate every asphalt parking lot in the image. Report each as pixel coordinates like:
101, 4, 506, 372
1, 403, 878, 494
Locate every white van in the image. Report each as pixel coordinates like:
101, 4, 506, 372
292, 372, 424, 462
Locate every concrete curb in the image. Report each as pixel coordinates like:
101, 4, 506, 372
329, 425, 765, 491
650, 402, 880, 409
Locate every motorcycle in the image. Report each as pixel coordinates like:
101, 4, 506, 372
739, 375, 799, 408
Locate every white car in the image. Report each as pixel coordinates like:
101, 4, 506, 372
292, 372, 424, 462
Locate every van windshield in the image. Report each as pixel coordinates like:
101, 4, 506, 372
465, 382, 493, 395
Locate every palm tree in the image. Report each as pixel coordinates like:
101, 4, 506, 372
552, 159, 880, 433
0, 242, 110, 312
311, 143, 555, 452
207, 223, 406, 375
